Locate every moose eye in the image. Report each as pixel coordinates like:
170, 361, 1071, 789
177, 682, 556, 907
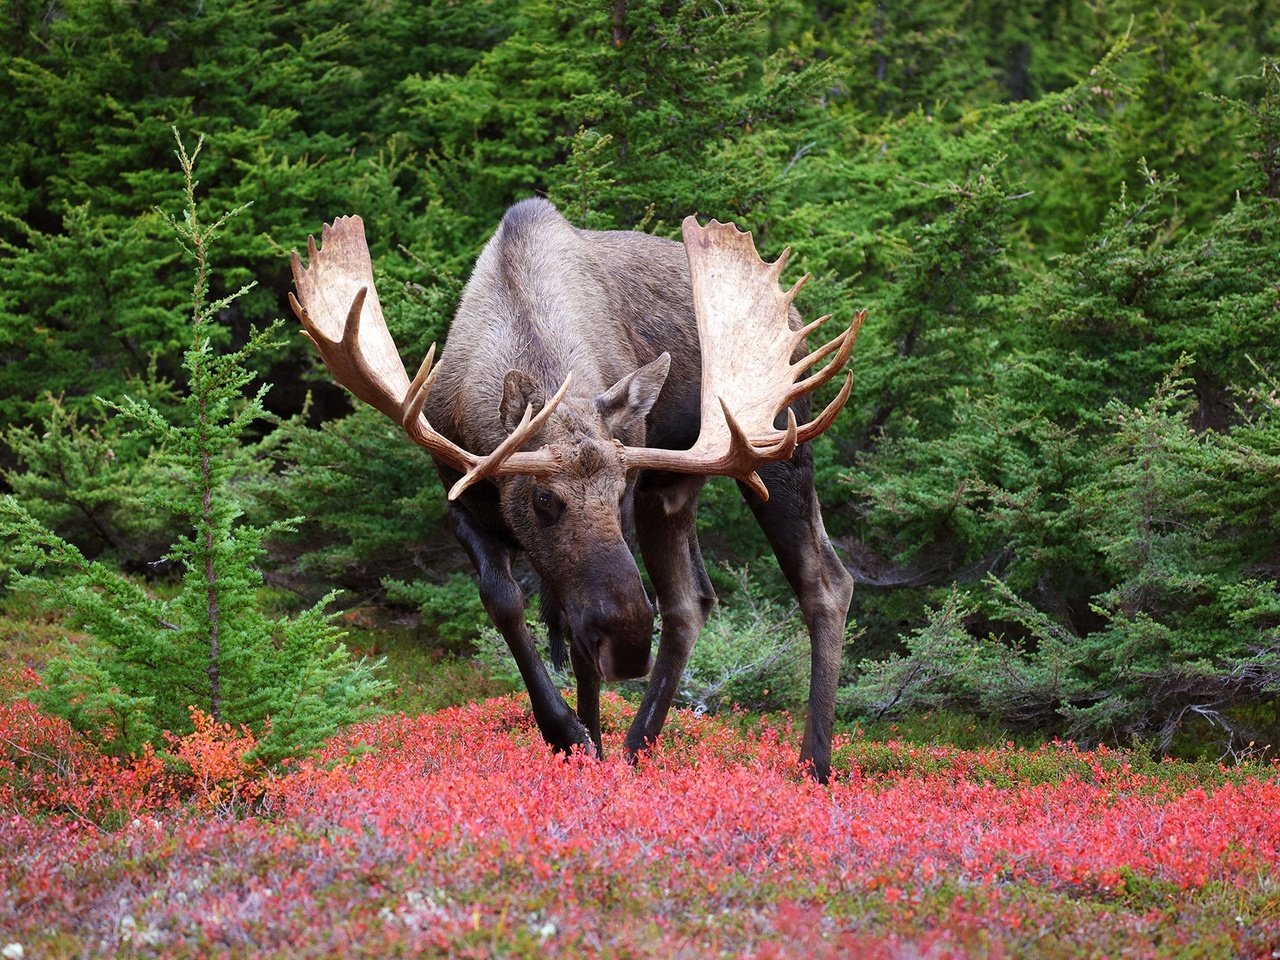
532, 487, 562, 523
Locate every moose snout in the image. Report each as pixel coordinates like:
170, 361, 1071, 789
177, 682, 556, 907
569, 596, 654, 682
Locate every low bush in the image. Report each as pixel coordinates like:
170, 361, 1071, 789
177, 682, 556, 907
3, 693, 1278, 958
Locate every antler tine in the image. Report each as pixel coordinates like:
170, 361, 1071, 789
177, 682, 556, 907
782, 272, 810, 307
785, 308, 863, 406
740, 405, 800, 456
402, 343, 442, 431
524, 371, 576, 438
769, 246, 792, 282
447, 371, 576, 501
720, 400, 798, 498
721, 402, 771, 499
340, 286, 369, 351
288, 252, 326, 349
795, 372, 853, 444
447, 403, 538, 500
791, 312, 833, 347
287, 290, 314, 341
791, 316, 842, 370
289, 246, 320, 340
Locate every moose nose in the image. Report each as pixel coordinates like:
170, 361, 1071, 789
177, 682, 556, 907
598, 639, 654, 682
571, 599, 654, 682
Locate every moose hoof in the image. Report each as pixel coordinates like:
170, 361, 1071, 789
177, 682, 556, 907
622, 731, 656, 768
543, 712, 596, 758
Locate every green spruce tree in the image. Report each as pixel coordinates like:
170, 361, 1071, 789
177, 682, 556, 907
0, 132, 386, 762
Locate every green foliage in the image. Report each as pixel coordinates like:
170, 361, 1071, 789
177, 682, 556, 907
1043, 367, 1279, 748
382, 651, 516, 717
382, 574, 491, 651
0, 199, 185, 426
844, 366, 1280, 755
839, 58, 1280, 751
253, 405, 450, 592
844, 709, 1019, 753
1, 388, 182, 567
2, 1, 1279, 756
843, 589, 1008, 722
0, 133, 386, 762
676, 567, 816, 715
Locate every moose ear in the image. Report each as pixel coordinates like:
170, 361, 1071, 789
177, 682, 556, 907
596, 353, 671, 438
500, 370, 545, 433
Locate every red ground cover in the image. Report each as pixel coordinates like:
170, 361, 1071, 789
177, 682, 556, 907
2, 692, 1278, 958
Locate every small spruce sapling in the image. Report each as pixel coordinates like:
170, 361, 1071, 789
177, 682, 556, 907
0, 131, 386, 762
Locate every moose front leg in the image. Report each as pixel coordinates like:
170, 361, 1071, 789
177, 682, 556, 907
569, 644, 603, 756
624, 476, 716, 760
448, 504, 592, 754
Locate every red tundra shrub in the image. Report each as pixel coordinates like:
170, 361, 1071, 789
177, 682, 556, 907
0, 696, 171, 822
0, 698, 269, 824
166, 707, 266, 810
2, 692, 1278, 959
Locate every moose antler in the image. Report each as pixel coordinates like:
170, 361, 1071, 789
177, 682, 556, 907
291, 214, 860, 503
620, 217, 864, 499
288, 216, 572, 499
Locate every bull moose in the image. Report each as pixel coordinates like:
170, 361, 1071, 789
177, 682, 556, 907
289, 199, 862, 782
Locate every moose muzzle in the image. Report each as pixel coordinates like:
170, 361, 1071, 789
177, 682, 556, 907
567, 584, 655, 682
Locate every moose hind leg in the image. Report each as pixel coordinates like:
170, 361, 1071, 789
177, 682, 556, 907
740, 449, 853, 784
624, 476, 716, 760
448, 504, 592, 755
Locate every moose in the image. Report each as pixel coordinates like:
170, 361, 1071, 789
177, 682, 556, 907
289, 199, 862, 782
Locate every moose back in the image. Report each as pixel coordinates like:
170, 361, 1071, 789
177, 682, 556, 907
290, 199, 862, 782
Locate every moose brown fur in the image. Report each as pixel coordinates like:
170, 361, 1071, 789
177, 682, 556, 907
291, 198, 858, 782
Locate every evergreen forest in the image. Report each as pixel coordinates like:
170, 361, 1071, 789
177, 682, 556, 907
2, 0, 1279, 763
